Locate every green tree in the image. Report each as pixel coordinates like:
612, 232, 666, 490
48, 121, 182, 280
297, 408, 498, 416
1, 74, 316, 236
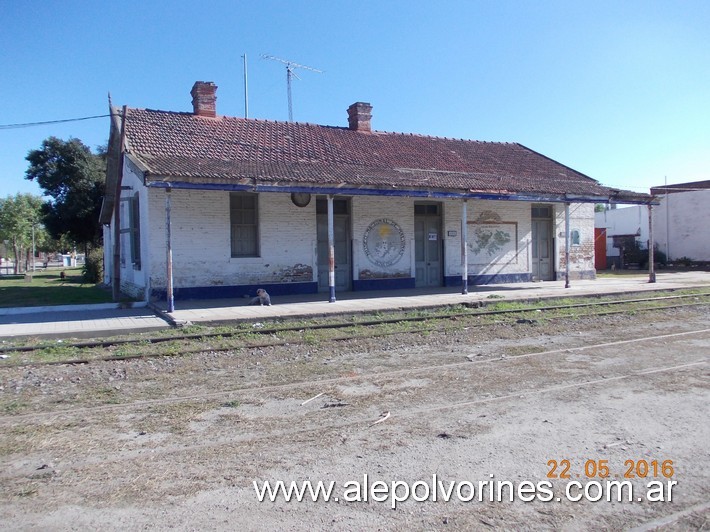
25, 137, 105, 252
0, 193, 43, 274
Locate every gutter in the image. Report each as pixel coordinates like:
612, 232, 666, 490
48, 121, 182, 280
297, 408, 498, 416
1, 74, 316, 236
144, 179, 655, 205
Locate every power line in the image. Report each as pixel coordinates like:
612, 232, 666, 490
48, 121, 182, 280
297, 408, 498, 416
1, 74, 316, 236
0, 114, 112, 130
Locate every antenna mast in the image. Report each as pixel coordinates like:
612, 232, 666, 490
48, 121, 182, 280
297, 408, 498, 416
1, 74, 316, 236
242, 53, 249, 118
261, 54, 322, 122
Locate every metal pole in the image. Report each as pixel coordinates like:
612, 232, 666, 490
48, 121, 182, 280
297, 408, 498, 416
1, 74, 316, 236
461, 200, 468, 294
287, 66, 293, 122
648, 204, 656, 283
564, 202, 571, 288
166, 187, 175, 313
327, 194, 336, 303
243, 53, 249, 118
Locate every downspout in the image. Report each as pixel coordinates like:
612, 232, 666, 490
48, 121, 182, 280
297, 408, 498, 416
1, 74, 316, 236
166, 185, 175, 312
112, 105, 127, 301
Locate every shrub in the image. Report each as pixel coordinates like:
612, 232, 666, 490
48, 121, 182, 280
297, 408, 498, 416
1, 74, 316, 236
623, 241, 667, 269
651, 244, 667, 267
676, 256, 693, 267
83, 247, 104, 283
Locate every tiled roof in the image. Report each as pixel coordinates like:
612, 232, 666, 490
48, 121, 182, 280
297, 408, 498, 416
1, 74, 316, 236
120, 107, 648, 201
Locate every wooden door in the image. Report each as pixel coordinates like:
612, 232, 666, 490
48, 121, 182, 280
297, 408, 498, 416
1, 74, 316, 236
414, 204, 442, 287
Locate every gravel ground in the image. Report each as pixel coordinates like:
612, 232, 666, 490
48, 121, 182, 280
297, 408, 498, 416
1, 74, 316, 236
0, 307, 708, 530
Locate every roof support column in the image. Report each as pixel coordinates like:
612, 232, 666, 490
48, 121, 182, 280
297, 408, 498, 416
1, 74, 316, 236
648, 204, 656, 283
564, 202, 571, 288
461, 199, 469, 295
327, 194, 336, 303
166, 187, 175, 313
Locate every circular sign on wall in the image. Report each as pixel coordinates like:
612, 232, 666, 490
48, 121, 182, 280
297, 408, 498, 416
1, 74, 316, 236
363, 218, 406, 267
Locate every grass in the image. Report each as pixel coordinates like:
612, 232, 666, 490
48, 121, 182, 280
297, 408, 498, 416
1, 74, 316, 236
1, 288, 709, 366
0, 268, 114, 308
596, 270, 649, 278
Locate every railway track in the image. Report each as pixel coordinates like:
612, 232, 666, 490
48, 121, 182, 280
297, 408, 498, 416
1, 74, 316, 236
2, 326, 708, 425
2, 292, 708, 531
0, 291, 709, 367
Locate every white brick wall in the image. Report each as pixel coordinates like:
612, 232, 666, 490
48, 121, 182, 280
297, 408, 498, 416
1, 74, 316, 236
554, 203, 595, 277
351, 196, 413, 279
146, 189, 316, 290
106, 159, 151, 299
444, 199, 532, 276
107, 179, 597, 296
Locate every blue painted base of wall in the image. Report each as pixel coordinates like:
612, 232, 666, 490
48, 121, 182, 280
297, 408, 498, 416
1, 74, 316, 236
352, 277, 415, 291
444, 273, 533, 287
152, 282, 318, 301
556, 270, 596, 281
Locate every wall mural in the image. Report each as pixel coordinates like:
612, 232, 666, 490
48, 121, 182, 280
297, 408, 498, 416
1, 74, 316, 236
363, 218, 406, 267
467, 211, 518, 265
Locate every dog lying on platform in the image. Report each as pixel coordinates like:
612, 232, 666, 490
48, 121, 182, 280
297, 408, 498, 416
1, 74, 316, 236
248, 288, 272, 306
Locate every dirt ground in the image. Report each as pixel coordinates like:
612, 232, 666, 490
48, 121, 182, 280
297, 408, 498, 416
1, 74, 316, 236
0, 307, 708, 530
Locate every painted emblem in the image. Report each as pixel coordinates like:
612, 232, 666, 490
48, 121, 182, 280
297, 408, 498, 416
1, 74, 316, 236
363, 218, 406, 267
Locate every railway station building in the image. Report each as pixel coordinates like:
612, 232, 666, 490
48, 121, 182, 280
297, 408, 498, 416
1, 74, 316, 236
100, 82, 650, 307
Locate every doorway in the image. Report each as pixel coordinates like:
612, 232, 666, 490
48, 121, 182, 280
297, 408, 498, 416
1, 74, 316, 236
414, 202, 443, 287
316, 198, 351, 292
531, 205, 554, 281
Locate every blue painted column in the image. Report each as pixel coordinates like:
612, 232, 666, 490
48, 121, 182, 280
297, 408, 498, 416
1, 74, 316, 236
327, 194, 336, 303
461, 199, 469, 294
564, 202, 571, 288
166, 186, 175, 312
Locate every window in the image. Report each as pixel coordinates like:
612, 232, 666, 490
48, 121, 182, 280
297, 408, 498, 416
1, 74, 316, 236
570, 229, 581, 246
414, 203, 440, 216
230, 192, 259, 257
119, 194, 140, 268
316, 198, 349, 215
531, 205, 552, 219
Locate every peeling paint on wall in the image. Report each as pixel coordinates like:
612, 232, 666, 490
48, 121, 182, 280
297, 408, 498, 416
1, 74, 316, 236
359, 269, 410, 280
277, 263, 313, 283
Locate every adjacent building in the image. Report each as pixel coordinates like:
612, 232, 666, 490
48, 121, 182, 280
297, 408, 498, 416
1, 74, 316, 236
595, 180, 710, 268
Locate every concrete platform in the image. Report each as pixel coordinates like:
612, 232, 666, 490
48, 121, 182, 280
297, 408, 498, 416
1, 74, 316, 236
156, 271, 710, 326
1, 272, 708, 341
0, 308, 170, 340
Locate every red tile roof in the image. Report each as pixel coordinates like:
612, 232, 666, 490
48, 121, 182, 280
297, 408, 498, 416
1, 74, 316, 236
120, 107, 648, 202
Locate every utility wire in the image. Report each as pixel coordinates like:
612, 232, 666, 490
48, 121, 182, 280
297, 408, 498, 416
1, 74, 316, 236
0, 114, 112, 130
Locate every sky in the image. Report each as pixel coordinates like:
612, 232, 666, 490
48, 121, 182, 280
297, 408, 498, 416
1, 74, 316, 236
1, 0, 708, 198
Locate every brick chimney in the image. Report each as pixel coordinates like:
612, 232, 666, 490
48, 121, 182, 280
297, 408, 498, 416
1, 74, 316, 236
347, 102, 372, 132
191, 81, 217, 117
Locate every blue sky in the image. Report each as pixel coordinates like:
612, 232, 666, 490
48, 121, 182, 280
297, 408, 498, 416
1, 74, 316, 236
1, 0, 708, 198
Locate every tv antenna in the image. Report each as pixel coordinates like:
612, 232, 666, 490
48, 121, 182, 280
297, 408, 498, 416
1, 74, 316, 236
261, 54, 322, 122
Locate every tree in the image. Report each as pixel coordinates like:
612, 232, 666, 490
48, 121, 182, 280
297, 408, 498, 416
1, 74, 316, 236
25, 137, 105, 252
0, 193, 43, 274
